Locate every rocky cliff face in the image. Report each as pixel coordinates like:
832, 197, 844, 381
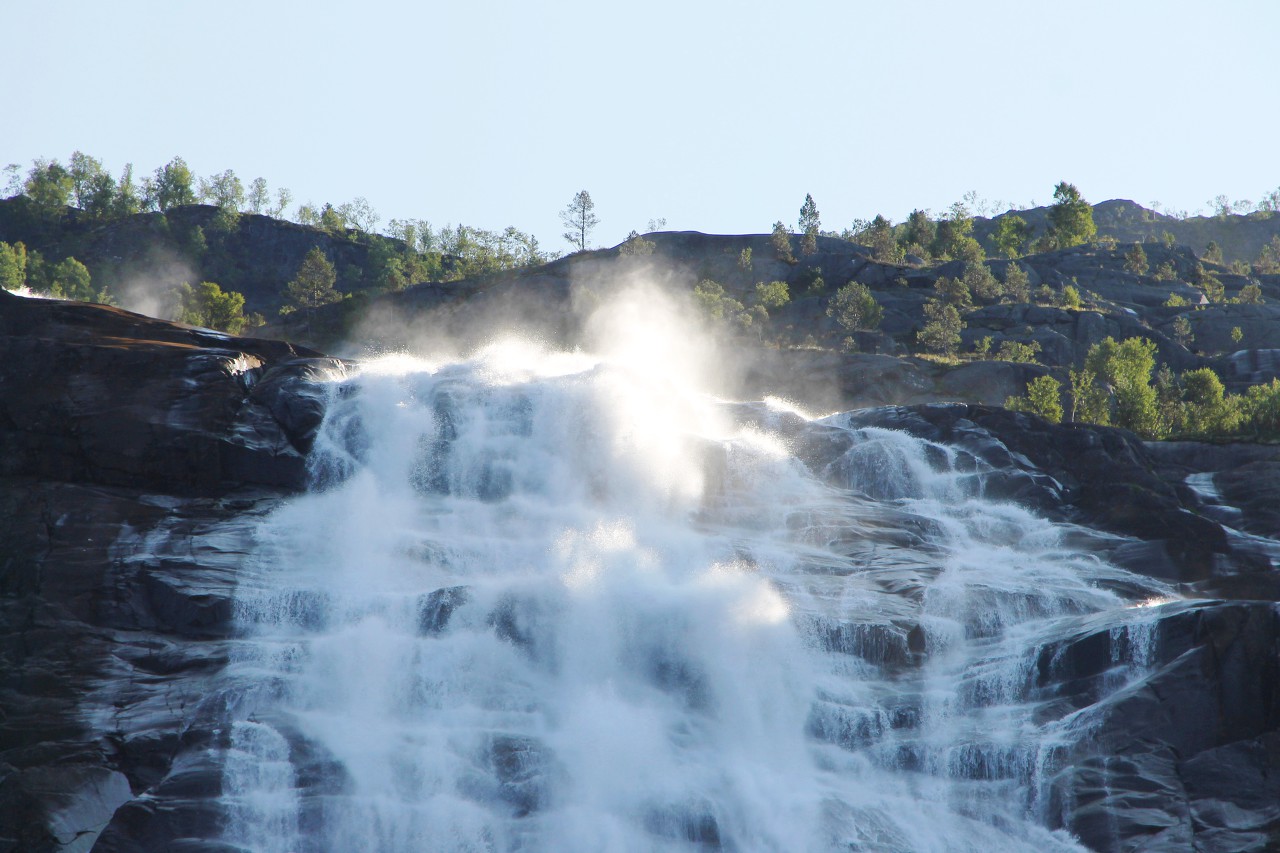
0, 289, 341, 852
2, 290, 1279, 851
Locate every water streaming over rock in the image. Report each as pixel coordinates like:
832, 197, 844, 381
220, 340, 1178, 852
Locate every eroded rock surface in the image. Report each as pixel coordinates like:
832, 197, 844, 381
0, 290, 342, 852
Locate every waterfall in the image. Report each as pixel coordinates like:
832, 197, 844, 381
220, 334, 1176, 852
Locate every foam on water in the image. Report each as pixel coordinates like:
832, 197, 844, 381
220, 333, 1177, 852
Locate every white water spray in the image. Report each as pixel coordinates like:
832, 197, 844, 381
221, 294, 1176, 852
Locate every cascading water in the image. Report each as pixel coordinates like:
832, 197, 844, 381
220, 322, 1178, 851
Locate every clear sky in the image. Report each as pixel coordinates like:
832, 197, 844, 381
6, 0, 1278, 251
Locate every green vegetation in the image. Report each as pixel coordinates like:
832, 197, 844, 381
1124, 244, 1149, 275
1006, 375, 1063, 423
560, 190, 598, 252
864, 215, 903, 264
618, 232, 656, 256
754, 280, 790, 310
1059, 284, 1083, 310
771, 222, 795, 263
0, 241, 27, 290
991, 215, 1031, 258
1003, 263, 1031, 303
1045, 182, 1096, 248
799, 194, 820, 255
283, 248, 342, 314
995, 340, 1041, 364
917, 300, 964, 356
933, 276, 973, 312
1237, 283, 1264, 304
693, 280, 762, 330
1172, 315, 1193, 348
170, 281, 252, 334
826, 282, 882, 332
932, 202, 984, 262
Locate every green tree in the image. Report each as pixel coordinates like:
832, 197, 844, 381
619, 231, 656, 255
269, 186, 293, 218
933, 201, 983, 262
771, 221, 795, 263
995, 340, 1041, 364
693, 279, 751, 328
826, 282, 882, 332
1179, 368, 1240, 436
1060, 284, 1083, 309
1231, 326, 1244, 344
2, 163, 20, 197
1084, 337, 1161, 436
963, 262, 1002, 303
902, 209, 935, 260
1256, 236, 1280, 274
113, 164, 141, 217
24, 159, 74, 217
284, 247, 342, 313
1237, 283, 1264, 304
1198, 273, 1225, 304
146, 157, 197, 211
1171, 315, 1194, 348
1203, 241, 1224, 265
68, 151, 115, 217
1242, 379, 1280, 437
247, 178, 270, 214
337, 197, 379, 233
917, 299, 964, 356
865, 215, 902, 263
171, 281, 249, 333
0, 241, 28, 290
799, 194, 820, 255
991, 214, 1031, 258
49, 257, 95, 302
318, 203, 346, 233
1047, 182, 1096, 248
1124, 244, 1149, 275
561, 190, 598, 251
365, 237, 409, 292
1006, 374, 1063, 423
933, 275, 973, 312
1003, 262, 1031, 303
1069, 367, 1110, 425
754, 280, 790, 310
199, 169, 245, 212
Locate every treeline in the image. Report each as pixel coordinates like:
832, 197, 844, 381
1006, 336, 1280, 442
0, 152, 557, 331
786, 183, 1280, 274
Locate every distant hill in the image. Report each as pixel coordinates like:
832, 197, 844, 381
0, 197, 395, 317
974, 199, 1280, 262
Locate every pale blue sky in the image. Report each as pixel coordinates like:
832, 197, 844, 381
6, 0, 1278, 250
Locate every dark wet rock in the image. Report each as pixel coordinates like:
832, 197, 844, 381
416, 585, 470, 635
1039, 600, 1280, 852
0, 289, 329, 496
3, 284, 1280, 853
0, 292, 334, 850
840, 403, 1244, 584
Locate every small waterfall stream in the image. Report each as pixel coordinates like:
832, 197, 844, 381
219, 339, 1176, 852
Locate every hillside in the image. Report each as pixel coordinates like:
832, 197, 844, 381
278, 230, 1280, 421
974, 199, 1280, 264
4, 194, 1280, 442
